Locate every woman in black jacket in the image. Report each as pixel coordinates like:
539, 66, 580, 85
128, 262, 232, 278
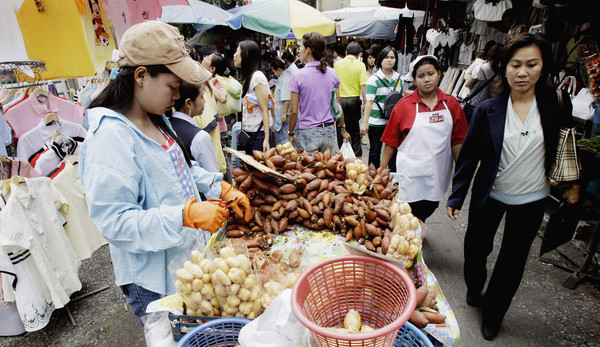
446, 33, 580, 340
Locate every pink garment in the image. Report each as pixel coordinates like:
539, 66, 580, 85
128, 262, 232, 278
0, 158, 41, 180
125, 0, 162, 25
102, 0, 132, 42
3, 94, 84, 139
214, 80, 228, 133
218, 116, 227, 133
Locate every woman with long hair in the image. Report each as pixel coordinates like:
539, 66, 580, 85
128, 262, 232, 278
79, 21, 251, 324
288, 32, 350, 154
363, 49, 377, 77
447, 33, 580, 340
233, 40, 272, 153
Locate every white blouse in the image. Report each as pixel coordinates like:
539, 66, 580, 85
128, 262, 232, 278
490, 97, 550, 204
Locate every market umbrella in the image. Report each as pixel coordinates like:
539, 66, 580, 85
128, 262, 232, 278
158, 0, 232, 25
226, 0, 335, 38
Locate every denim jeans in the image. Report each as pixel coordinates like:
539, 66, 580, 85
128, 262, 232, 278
273, 120, 290, 145
296, 125, 337, 155
121, 283, 162, 325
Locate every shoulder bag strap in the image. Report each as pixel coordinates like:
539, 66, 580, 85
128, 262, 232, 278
463, 72, 498, 104
373, 75, 396, 113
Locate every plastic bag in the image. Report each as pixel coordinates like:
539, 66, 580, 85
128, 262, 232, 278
141, 311, 176, 347
339, 141, 355, 160
572, 87, 595, 121
215, 76, 242, 117
206, 239, 262, 319
238, 289, 315, 347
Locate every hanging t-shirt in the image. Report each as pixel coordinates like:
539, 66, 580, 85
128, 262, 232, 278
102, 0, 132, 42
81, 0, 117, 76
16, 0, 96, 79
0, 0, 28, 61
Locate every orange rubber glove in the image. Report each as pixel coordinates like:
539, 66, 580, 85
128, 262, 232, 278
220, 181, 252, 223
183, 199, 229, 233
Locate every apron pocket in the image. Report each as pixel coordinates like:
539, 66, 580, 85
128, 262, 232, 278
397, 151, 435, 178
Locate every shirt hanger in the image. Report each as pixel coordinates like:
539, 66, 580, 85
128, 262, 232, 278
44, 112, 60, 126
1, 175, 26, 197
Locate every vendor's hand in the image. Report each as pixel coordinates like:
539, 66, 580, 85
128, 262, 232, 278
562, 184, 580, 205
360, 123, 369, 136
183, 199, 229, 233
341, 128, 351, 141
289, 134, 296, 146
220, 181, 252, 222
263, 138, 270, 152
447, 207, 460, 221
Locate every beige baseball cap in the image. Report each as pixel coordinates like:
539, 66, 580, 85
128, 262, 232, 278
118, 21, 212, 84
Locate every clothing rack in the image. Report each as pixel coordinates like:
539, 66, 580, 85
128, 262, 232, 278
0, 61, 47, 89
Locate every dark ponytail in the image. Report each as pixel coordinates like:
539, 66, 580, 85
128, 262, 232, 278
88, 64, 193, 167
301, 32, 328, 73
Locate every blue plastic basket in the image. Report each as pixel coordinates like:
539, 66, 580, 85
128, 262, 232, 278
176, 317, 251, 347
395, 321, 434, 347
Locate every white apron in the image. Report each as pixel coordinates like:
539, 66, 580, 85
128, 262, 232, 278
395, 101, 454, 202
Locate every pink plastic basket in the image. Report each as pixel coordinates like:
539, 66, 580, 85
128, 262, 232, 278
291, 255, 417, 347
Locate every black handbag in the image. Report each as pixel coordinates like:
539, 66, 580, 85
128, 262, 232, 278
238, 122, 263, 150
539, 201, 579, 255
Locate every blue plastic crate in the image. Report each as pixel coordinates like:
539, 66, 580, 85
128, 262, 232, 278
395, 321, 434, 347
176, 317, 250, 347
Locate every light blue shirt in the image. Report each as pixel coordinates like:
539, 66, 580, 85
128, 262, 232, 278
273, 65, 294, 131
0, 112, 13, 156
79, 107, 223, 295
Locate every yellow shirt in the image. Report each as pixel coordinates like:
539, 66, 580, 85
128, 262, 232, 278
17, 0, 96, 79
81, 0, 117, 75
193, 89, 227, 174
334, 55, 368, 98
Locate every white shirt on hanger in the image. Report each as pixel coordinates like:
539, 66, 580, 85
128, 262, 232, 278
0, 177, 82, 330
17, 119, 87, 161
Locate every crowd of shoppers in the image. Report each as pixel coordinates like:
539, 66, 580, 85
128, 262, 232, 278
77, 21, 580, 342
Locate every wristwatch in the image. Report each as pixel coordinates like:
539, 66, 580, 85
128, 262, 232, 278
288, 131, 295, 136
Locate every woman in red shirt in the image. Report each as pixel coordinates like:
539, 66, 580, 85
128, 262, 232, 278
380, 55, 468, 221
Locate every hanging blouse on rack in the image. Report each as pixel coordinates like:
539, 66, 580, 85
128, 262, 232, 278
26, 135, 82, 177
51, 156, 107, 260
0, 111, 12, 157
3, 92, 84, 139
0, 177, 82, 332
0, 156, 40, 180
17, 119, 87, 161
472, 0, 512, 22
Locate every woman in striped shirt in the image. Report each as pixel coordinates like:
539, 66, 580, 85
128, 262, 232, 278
360, 46, 403, 170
